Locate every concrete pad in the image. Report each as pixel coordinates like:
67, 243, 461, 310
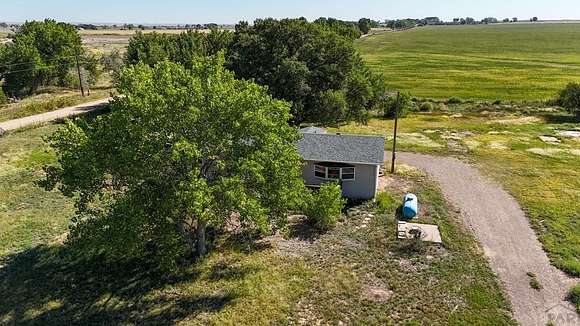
556, 130, 580, 138
397, 221, 442, 243
539, 135, 561, 143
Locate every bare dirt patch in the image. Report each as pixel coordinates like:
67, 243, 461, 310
488, 116, 542, 125
488, 141, 509, 150
361, 285, 394, 303
386, 133, 443, 148
526, 148, 567, 157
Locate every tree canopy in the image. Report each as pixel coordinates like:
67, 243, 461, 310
125, 30, 233, 69
123, 18, 388, 125
314, 17, 362, 40
41, 55, 306, 268
227, 18, 386, 124
0, 19, 84, 96
357, 18, 374, 34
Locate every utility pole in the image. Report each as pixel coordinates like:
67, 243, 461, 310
75, 53, 85, 97
390, 92, 400, 174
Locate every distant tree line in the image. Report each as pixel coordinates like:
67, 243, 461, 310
384, 15, 540, 29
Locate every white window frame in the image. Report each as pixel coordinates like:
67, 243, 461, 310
314, 165, 326, 178
341, 167, 355, 181
314, 164, 356, 182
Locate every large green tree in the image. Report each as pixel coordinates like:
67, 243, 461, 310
122, 18, 388, 125
41, 55, 305, 267
357, 18, 373, 34
227, 18, 385, 125
0, 19, 83, 96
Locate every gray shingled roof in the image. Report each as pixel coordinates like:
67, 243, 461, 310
297, 133, 385, 165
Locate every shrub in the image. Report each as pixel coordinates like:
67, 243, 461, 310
0, 89, 7, 105
558, 82, 580, 116
570, 283, 580, 312
376, 191, 397, 214
436, 103, 448, 111
447, 97, 462, 104
383, 92, 411, 119
492, 99, 502, 105
526, 272, 546, 291
304, 183, 345, 230
419, 102, 434, 112
100, 49, 124, 78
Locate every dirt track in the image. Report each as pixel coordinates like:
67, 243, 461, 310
0, 98, 110, 133
395, 152, 578, 326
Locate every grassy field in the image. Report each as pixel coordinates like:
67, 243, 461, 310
357, 23, 580, 101
80, 28, 214, 54
331, 108, 580, 276
0, 124, 514, 324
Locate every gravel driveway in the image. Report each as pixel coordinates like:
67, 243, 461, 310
394, 152, 578, 326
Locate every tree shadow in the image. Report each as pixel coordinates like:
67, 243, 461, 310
541, 113, 580, 124
219, 230, 274, 254
286, 217, 321, 242
0, 245, 236, 325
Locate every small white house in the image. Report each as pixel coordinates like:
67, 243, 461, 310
297, 128, 385, 200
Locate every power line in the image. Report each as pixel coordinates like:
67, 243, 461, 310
0, 54, 83, 69
0, 61, 92, 76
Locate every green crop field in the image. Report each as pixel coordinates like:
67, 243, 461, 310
357, 23, 580, 101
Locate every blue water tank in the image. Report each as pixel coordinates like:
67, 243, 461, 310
402, 193, 418, 219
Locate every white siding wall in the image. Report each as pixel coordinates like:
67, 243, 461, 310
302, 161, 379, 200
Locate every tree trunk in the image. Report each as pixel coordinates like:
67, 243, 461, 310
196, 220, 207, 257
177, 221, 195, 258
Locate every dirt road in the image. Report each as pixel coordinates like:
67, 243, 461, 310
395, 152, 578, 326
0, 98, 111, 133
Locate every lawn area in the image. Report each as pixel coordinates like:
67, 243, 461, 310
356, 23, 580, 101
330, 109, 580, 276
0, 124, 514, 324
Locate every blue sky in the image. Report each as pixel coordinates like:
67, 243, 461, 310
2, 0, 579, 24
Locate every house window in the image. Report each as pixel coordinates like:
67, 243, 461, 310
313, 163, 356, 181
341, 167, 355, 180
314, 165, 326, 178
327, 167, 340, 180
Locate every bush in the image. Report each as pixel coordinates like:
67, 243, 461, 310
436, 103, 448, 111
492, 99, 502, 105
558, 82, 580, 116
570, 283, 580, 312
0, 89, 7, 105
383, 92, 411, 119
447, 97, 462, 104
100, 49, 124, 77
376, 192, 397, 214
304, 183, 346, 230
419, 102, 434, 112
